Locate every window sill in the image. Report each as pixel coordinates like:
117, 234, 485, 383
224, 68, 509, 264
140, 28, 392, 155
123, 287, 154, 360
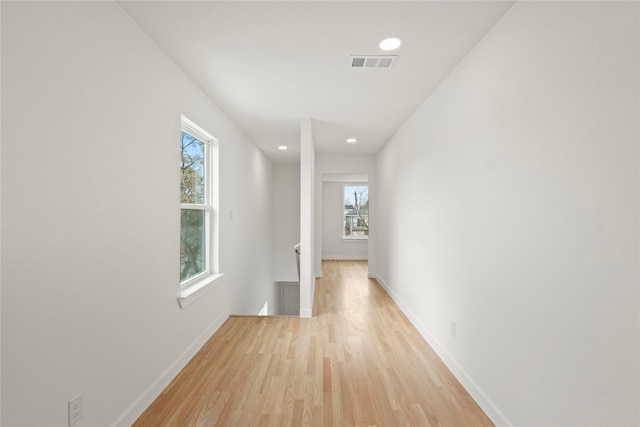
177, 273, 224, 308
342, 237, 368, 242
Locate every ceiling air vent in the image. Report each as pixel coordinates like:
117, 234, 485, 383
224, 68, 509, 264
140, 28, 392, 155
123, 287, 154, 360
350, 55, 397, 69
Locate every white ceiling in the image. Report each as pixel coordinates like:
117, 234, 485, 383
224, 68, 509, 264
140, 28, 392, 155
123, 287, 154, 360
120, 1, 514, 163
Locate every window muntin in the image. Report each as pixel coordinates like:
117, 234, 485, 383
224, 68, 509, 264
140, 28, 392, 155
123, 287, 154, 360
343, 185, 369, 239
180, 118, 217, 286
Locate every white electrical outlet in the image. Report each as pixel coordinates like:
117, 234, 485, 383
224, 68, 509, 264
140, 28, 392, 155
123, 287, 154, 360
450, 320, 457, 338
68, 393, 83, 426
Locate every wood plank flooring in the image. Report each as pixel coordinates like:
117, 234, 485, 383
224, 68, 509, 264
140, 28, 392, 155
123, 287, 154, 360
133, 260, 494, 426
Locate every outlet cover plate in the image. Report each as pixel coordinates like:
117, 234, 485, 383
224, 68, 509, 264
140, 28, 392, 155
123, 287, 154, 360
69, 393, 83, 426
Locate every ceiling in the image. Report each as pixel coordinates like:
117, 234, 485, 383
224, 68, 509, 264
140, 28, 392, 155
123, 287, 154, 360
120, 1, 514, 163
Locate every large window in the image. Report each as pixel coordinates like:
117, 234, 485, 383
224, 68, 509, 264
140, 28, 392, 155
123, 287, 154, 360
180, 117, 218, 288
343, 185, 369, 238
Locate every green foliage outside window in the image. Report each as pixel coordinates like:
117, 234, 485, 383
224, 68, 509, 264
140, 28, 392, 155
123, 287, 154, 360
180, 131, 207, 282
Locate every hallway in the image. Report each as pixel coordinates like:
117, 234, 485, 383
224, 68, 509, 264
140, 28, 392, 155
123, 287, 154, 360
134, 260, 493, 426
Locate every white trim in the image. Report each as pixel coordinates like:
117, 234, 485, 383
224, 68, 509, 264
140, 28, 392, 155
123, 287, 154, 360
322, 255, 368, 261
341, 237, 368, 242
181, 115, 215, 143
209, 138, 220, 274
112, 312, 229, 427
374, 274, 513, 427
180, 116, 221, 294
179, 204, 209, 210
300, 308, 312, 318
322, 173, 368, 183
179, 264, 211, 290
180, 122, 214, 284
177, 273, 224, 308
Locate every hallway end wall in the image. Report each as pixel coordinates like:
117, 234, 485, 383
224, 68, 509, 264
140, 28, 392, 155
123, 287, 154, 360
315, 155, 376, 277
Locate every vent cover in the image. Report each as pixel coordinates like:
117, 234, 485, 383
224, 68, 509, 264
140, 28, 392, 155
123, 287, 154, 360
350, 55, 397, 69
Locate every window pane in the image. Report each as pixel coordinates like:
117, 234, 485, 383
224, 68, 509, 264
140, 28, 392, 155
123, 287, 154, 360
181, 131, 205, 204
344, 185, 369, 237
180, 209, 206, 282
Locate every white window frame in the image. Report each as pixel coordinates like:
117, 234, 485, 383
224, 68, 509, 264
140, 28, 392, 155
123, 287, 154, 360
178, 116, 222, 308
342, 183, 369, 241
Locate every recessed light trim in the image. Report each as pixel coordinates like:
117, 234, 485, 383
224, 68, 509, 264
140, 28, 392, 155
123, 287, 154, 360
346, 138, 357, 144
278, 145, 288, 150
379, 37, 402, 51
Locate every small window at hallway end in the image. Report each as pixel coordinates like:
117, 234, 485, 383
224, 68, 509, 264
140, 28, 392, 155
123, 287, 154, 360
343, 185, 368, 239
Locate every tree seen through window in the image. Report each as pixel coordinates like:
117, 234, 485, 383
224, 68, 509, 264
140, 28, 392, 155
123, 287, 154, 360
344, 185, 369, 238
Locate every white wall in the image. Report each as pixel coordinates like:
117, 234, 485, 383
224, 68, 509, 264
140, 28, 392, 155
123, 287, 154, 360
314, 155, 376, 277
321, 182, 367, 260
272, 163, 301, 282
299, 119, 315, 318
1, 2, 274, 426
0, 3, 3, 420
376, 2, 639, 426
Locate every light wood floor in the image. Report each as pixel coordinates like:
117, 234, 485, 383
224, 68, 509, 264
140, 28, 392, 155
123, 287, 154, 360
133, 260, 494, 426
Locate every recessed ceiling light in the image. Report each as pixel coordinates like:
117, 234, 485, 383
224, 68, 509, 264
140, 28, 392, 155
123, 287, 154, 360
346, 138, 357, 144
278, 145, 288, 150
379, 37, 402, 51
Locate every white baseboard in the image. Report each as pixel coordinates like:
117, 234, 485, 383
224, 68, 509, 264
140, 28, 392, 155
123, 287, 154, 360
367, 271, 376, 279
322, 255, 368, 260
112, 312, 229, 426
300, 308, 312, 318
374, 275, 512, 427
